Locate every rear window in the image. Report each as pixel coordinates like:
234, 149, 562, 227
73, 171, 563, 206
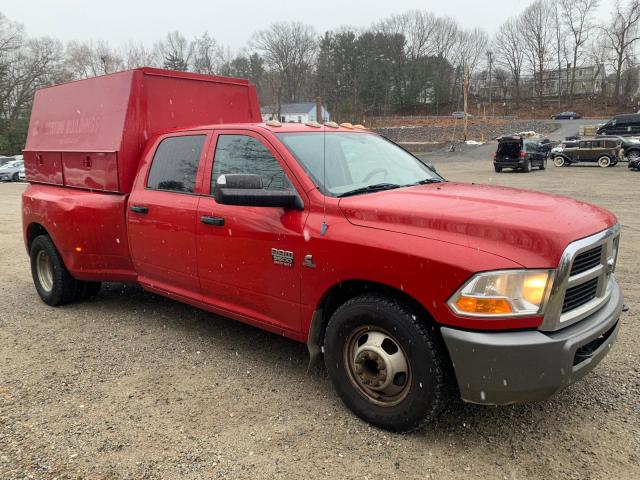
497, 140, 521, 156
147, 135, 206, 193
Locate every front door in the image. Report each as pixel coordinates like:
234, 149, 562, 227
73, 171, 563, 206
128, 132, 209, 298
196, 131, 308, 334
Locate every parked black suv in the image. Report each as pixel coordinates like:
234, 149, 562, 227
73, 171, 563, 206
597, 113, 640, 136
494, 136, 547, 172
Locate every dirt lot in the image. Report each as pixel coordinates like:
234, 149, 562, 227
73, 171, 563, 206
1, 158, 639, 479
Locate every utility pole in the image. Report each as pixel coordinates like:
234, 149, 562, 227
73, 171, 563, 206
463, 64, 469, 141
487, 51, 493, 118
316, 96, 323, 123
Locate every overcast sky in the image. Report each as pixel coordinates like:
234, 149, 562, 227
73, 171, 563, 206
2, 0, 618, 51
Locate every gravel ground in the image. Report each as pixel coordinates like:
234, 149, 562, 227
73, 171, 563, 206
1, 156, 639, 479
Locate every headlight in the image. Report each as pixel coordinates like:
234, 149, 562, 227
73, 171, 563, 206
448, 270, 554, 317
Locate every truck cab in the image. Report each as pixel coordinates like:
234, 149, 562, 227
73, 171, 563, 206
22, 69, 624, 433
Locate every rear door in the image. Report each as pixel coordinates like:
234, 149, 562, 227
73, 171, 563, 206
196, 130, 308, 334
127, 131, 210, 299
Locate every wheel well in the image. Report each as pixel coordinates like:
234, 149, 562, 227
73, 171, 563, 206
312, 280, 435, 349
27, 223, 49, 251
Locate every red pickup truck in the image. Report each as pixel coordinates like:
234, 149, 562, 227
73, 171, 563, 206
22, 68, 623, 432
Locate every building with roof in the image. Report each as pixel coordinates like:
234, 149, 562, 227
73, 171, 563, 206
260, 102, 330, 123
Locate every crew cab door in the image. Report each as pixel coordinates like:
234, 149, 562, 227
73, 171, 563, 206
196, 131, 308, 334
127, 132, 210, 298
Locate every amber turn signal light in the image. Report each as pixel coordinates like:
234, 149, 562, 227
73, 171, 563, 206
455, 297, 513, 315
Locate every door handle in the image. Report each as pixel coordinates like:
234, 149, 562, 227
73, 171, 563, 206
201, 216, 225, 226
130, 205, 149, 214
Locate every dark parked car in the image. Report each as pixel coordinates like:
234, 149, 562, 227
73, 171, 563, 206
551, 111, 582, 120
597, 113, 640, 136
493, 136, 547, 172
616, 137, 640, 163
552, 138, 622, 167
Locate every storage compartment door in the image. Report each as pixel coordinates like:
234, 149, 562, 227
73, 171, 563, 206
62, 152, 119, 191
23, 151, 64, 185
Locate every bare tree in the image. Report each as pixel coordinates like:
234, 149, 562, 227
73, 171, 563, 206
522, 0, 554, 104
561, 0, 600, 103
191, 32, 225, 74
494, 16, 527, 107
65, 40, 123, 79
603, 0, 640, 104
121, 41, 156, 69
550, 1, 567, 105
1, 37, 63, 120
252, 22, 317, 105
155, 31, 191, 71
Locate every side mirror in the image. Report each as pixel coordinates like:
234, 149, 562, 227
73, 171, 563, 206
214, 174, 303, 210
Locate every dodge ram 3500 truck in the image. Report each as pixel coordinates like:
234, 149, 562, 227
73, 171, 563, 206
22, 68, 623, 432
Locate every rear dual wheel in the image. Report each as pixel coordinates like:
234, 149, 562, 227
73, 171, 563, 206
324, 294, 449, 432
30, 235, 101, 306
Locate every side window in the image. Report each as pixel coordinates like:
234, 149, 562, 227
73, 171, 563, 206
211, 135, 293, 193
147, 135, 205, 193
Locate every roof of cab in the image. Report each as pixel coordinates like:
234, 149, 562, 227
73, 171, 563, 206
169, 122, 374, 135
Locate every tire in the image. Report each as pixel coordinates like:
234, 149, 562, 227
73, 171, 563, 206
553, 156, 566, 167
522, 159, 531, 172
494, 165, 502, 172
11, 172, 19, 182
30, 235, 77, 306
540, 159, 546, 170
324, 294, 449, 432
597, 155, 612, 168
627, 150, 640, 163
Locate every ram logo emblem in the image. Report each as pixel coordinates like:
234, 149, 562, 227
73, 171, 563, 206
272, 248, 294, 267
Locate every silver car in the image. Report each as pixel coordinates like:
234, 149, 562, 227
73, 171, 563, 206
0, 159, 25, 182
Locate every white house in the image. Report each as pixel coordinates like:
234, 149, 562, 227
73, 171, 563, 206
260, 103, 330, 123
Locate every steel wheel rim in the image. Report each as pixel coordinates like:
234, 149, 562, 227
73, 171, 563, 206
554, 157, 564, 167
36, 250, 54, 292
344, 325, 412, 407
598, 156, 611, 167
628, 152, 640, 161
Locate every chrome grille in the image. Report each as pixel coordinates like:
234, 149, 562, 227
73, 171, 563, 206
570, 245, 603, 275
562, 277, 598, 313
539, 224, 620, 332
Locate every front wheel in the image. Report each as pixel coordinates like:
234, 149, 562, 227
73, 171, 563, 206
540, 159, 547, 170
324, 294, 449, 432
553, 156, 566, 167
598, 155, 612, 168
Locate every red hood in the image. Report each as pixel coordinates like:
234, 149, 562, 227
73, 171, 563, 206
338, 182, 617, 268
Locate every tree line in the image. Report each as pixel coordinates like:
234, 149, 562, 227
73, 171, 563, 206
2, 1, 640, 153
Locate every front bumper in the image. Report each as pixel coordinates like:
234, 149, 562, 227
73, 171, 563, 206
442, 278, 623, 405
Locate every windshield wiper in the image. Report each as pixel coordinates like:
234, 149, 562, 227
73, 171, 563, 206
337, 183, 402, 198
410, 178, 443, 186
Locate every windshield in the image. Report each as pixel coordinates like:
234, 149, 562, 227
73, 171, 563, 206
276, 132, 442, 197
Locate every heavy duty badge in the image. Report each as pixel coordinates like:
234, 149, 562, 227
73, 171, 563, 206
271, 248, 294, 267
